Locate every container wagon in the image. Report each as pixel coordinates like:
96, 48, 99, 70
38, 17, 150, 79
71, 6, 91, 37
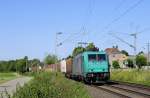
71, 51, 110, 83
60, 58, 73, 78
60, 60, 66, 73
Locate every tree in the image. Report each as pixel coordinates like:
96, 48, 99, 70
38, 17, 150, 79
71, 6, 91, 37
148, 62, 150, 66
121, 50, 129, 56
7, 60, 16, 71
138, 51, 144, 55
112, 60, 120, 69
66, 55, 73, 59
85, 43, 99, 51
126, 59, 134, 68
72, 43, 99, 57
136, 55, 147, 69
31, 59, 41, 67
44, 54, 58, 65
72, 46, 85, 57
16, 59, 26, 73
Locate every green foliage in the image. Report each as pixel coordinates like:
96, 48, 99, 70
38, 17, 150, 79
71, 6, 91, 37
72, 46, 85, 57
138, 51, 144, 55
44, 54, 58, 65
85, 43, 98, 51
121, 50, 129, 56
30, 59, 41, 67
16, 59, 27, 73
72, 43, 99, 57
136, 54, 147, 69
126, 59, 134, 68
0, 56, 42, 73
0, 60, 16, 72
111, 69, 150, 86
112, 60, 120, 69
13, 72, 91, 98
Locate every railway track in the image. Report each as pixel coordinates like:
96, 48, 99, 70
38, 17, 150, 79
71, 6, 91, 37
91, 85, 130, 98
110, 80, 150, 91
89, 81, 150, 98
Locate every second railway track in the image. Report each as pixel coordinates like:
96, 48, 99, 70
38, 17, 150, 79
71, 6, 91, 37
89, 81, 150, 98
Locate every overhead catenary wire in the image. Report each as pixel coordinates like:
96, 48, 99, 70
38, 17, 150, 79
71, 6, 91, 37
81, 0, 144, 48
104, 0, 144, 31
59, 0, 95, 45
114, 0, 127, 11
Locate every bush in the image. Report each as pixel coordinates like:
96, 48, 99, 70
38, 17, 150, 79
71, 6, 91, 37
111, 69, 150, 86
136, 55, 147, 69
126, 59, 134, 68
112, 61, 120, 69
147, 62, 150, 66
13, 72, 90, 98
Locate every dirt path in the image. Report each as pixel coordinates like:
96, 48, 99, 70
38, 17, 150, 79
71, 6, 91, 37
0, 77, 32, 97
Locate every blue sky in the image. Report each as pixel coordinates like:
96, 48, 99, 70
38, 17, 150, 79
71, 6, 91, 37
0, 0, 149, 60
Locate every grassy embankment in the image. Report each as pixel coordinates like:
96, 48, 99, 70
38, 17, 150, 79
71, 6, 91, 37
13, 72, 91, 98
0, 72, 20, 84
111, 69, 150, 86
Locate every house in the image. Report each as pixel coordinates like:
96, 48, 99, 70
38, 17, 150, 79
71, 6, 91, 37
105, 47, 128, 68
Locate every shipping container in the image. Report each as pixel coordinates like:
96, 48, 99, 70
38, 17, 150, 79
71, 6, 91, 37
60, 60, 66, 73
66, 58, 73, 74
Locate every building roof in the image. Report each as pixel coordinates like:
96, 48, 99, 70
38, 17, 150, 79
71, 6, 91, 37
105, 48, 120, 55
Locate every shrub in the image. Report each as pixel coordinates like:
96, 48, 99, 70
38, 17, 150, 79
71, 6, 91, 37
111, 69, 150, 86
126, 59, 134, 68
13, 72, 90, 98
112, 61, 120, 69
136, 55, 147, 69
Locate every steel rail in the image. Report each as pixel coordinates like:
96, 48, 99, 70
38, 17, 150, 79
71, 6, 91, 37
90, 85, 131, 98
110, 80, 150, 91
106, 84, 150, 98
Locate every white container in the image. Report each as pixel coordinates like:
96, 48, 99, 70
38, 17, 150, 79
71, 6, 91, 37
60, 60, 66, 73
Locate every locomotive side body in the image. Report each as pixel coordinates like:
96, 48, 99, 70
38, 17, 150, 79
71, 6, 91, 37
72, 51, 110, 83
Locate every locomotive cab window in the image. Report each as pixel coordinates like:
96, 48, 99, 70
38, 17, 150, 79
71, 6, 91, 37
88, 54, 106, 62
88, 54, 96, 61
97, 54, 106, 61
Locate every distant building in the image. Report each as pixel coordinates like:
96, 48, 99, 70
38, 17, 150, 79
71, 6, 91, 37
105, 47, 128, 68
144, 53, 150, 63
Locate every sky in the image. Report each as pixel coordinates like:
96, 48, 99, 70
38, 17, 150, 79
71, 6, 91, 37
0, 0, 150, 60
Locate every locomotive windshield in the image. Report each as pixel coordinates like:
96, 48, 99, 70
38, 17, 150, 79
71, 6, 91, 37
88, 54, 106, 62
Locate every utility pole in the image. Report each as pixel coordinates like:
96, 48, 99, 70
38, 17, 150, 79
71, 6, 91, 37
130, 33, 137, 68
55, 32, 62, 72
55, 32, 62, 57
147, 42, 150, 64
109, 32, 137, 67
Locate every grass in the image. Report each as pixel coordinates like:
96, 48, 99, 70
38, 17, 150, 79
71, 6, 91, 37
0, 72, 20, 84
12, 72, 91, 98
111, 69, 150, 86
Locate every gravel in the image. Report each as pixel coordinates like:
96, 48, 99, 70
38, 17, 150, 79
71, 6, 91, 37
85, 85, 122, 98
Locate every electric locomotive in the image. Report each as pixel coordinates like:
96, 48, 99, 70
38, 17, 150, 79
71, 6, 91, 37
71, 51, 110, 83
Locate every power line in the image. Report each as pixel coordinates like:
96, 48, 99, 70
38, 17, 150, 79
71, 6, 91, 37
60, 0, 95, 45
114, 0, 126, 11
104, 0, 144, 32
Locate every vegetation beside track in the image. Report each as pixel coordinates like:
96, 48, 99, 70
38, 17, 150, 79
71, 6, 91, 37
0, 72, 20, 84
12, 72, 91, 98
111, 69, 150, 86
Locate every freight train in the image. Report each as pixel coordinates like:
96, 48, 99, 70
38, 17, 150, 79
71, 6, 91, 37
60, 51, 110, 83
